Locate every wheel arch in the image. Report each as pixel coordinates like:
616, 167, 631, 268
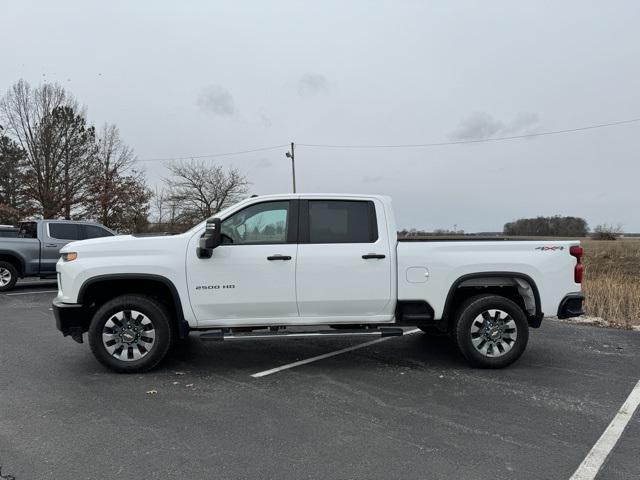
0, 251, 26, 276
441, 272, 542, 328
78, 274, 190, 338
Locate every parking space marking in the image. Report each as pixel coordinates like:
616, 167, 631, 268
5, 290, 58, 296
570, 379, 640, 480
251, 328, 421, 378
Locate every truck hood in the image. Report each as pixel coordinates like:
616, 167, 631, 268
60, 233, 190, 255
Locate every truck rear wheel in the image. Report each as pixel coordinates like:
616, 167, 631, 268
0, 261, 18, 292
88, 295, 174, 373
453, 294, 529, 369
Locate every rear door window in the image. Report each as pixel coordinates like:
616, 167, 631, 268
48, 223, 81, 240
307, 200, 378, 243
83, 225, 114, 239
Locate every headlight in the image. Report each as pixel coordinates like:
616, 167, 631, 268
62, 252, 78, 262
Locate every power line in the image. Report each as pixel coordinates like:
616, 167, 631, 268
135, 116, 640, 162
137, 144, 288, 162
297, 117, 640, 149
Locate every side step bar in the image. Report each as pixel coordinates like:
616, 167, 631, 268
200, 327, 405, 342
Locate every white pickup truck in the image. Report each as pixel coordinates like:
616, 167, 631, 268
53, 194, 584, 373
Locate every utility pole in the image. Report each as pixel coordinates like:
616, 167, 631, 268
285, 142, 296, 193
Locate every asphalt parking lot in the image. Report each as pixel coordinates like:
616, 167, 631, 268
1, 281, 639, 480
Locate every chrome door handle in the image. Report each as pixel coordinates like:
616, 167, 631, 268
362, 253, 386, 259
267, 255, 292, 261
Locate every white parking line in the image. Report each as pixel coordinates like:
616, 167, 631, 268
570, 379, 640, 480
5, 290, 58, 296
251, 328, 421, 378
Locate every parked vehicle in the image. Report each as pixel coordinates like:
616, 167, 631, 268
53, 194, 584, 372
0, 220, 114, 292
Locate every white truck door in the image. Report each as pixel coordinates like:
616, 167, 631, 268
187, 200, 298, 324
296, 199, 393, 320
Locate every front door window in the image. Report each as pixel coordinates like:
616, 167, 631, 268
221, 201, 289, 245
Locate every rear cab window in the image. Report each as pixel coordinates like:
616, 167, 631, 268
304, 200, 378, 243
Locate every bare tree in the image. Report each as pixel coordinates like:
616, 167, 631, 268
151, 186, 167, 224
164, 160, 250, 225
0, 125, 30, 223
0, 80, 93, 218
592, 224, 623, 240
82, 124, 151, 233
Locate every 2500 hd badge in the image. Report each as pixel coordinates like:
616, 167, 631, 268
195, 284, 236, 290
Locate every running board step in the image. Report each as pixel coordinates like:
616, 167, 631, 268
199, 327, 405, 342
401, 313, 433, 322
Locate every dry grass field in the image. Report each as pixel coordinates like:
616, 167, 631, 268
582, 237, 640, 328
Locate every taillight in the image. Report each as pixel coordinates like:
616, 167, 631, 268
570, 245, 583, 283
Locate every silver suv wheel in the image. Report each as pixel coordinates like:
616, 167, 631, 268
470, 309, 518, 358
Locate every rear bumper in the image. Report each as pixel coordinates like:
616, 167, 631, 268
557, 293, 585, 319
53, 298, 89, 343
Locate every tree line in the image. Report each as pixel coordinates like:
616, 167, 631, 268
503, 216, 589, 237
0, 80, 250, 233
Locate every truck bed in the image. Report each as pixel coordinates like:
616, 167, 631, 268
396, 239, 581, 320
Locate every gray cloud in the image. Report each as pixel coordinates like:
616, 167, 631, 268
196, 85, 235, 116
298, 73, 329, 96
362, 175, 384, 184
258, 111, 272, 128
450, 112, 540, 140
253, 158, 272, 169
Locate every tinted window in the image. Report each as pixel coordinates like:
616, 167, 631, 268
308, 200, 377, 243
18, 222, 37, 239
221, 201, 289, 245
0, 228, 18, 238
83, 225, 113, 239
49, 223, 81, 240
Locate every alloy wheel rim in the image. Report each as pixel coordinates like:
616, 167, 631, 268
0, 268, 11, 287
102, 310, 156, 361
470, 309, 517, 358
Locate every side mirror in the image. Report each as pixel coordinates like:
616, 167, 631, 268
197, 218, 222, 258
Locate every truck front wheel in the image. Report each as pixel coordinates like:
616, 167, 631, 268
0, 261, 18, 292
88, 295, 174, 373
453, 294, 529, 369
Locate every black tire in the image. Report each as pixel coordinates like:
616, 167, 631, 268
453, 294, 529, 369
0, 261, 18, 292
88, 294, 174, 373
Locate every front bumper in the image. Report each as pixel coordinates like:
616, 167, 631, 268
557, 293, 585, 319
53, 298, 89, 343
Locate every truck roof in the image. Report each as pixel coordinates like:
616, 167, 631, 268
20, 219, 108, 225
248, 193, 392, 202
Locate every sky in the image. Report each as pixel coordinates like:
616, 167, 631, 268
1, 1, 639, 231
